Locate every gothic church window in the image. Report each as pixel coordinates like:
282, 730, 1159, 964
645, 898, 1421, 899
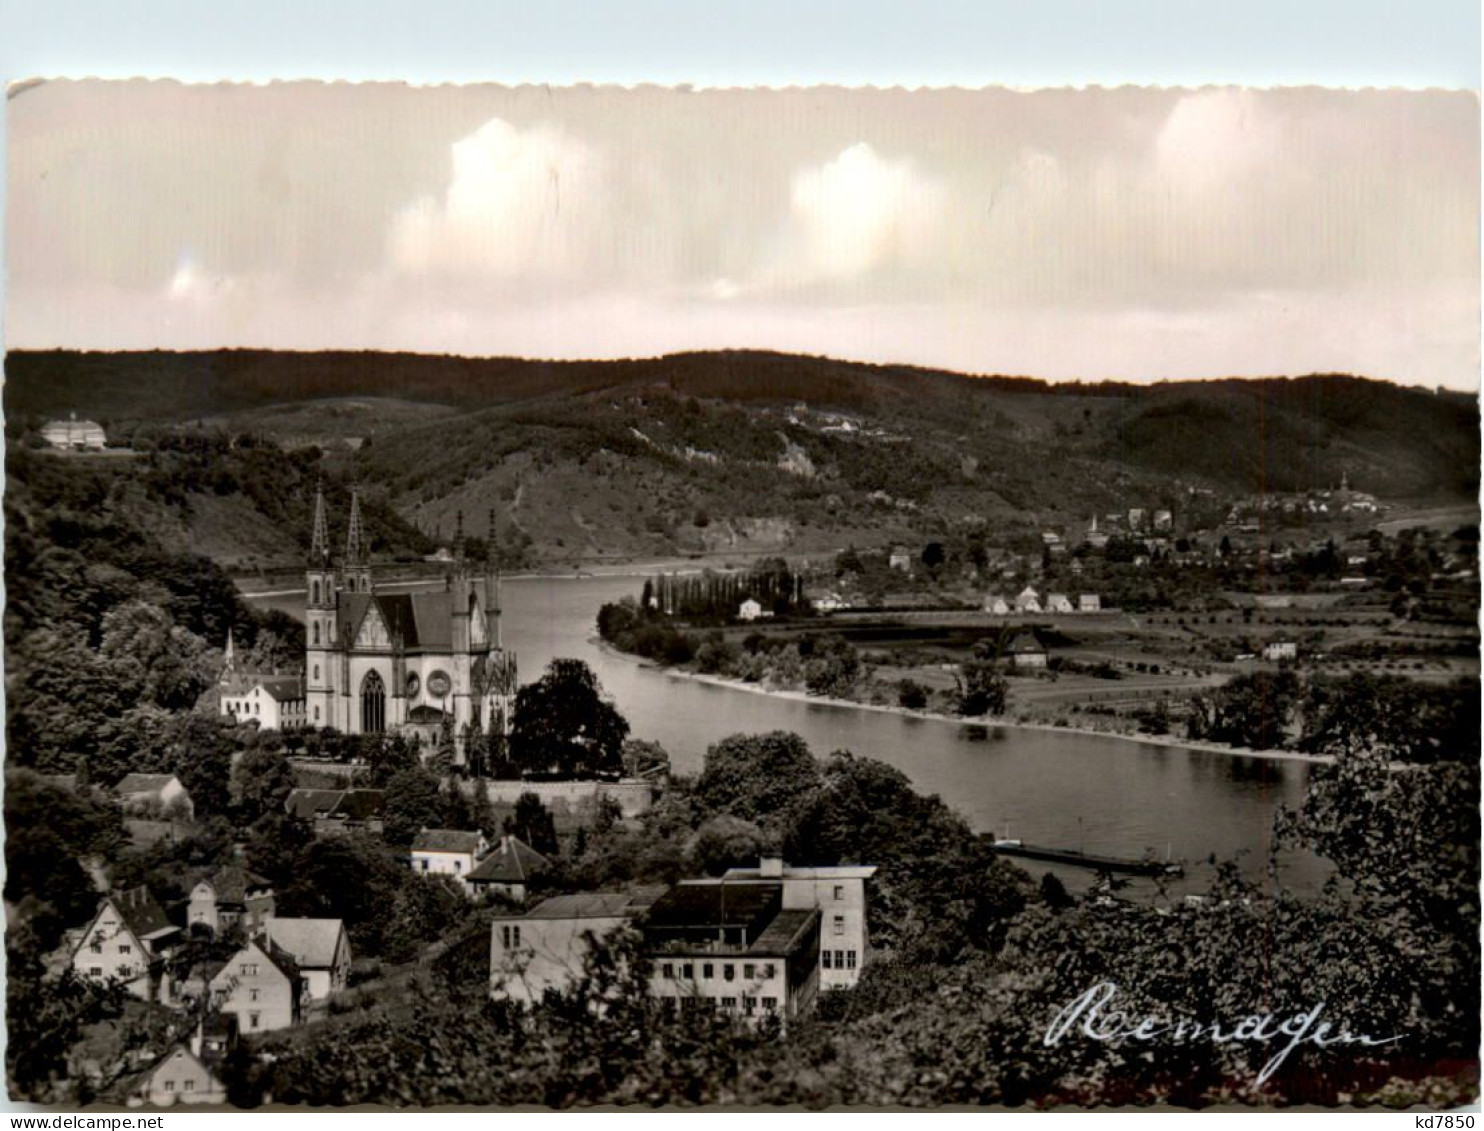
362, 670, 386, 733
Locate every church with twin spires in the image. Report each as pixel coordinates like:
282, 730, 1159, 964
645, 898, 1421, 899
304, 482, 516, 760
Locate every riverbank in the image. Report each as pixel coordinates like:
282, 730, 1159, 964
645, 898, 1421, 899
595, 639, 1337, 768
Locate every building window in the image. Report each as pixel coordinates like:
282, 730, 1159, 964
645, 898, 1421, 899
846, 950, 858, 970
164, 1080, 176, 1093
184, 1080, 195, 1093
314, 706, 320, 722
720, 997, 736, 1011
723, 964, 735, 982
833, 914, 845, 936
661, 963, 674, 979
312, 622, 320, 646
119, 944, 132, 954
90, 942, 102, 955
743, 963, 755, 980
762, 964, 775, 980
249, 1013, 260, 1030
241, 963, 258, 976
249, 988, 260, 1002
681, 964, 694, 980
454, 860, 462, 873
313, 664, 320, 680
361, 670, 386, 733
312, 580, 321, 604
762, 996, 778, 1011
834, 885, 845, 900
743, 996, 757, 1013
702, 963, 713, 979
501, 925, 522, 950
822, 951, 833, 969
90, 966, 103, 977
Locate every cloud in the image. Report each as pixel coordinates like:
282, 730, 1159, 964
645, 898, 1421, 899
777, 142, 945, 284
388, 117, 607, 280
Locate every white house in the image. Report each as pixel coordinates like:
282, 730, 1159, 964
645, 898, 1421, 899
1014, 586, 1042, 614
984, 594, 1011, 616
208, 938, 300, 1033
491, 891, 650, 1004
1078, 594, 1102, 613
410, 828, 488, 885
187, 866, 276, 938
126, 1047, 227, 1107
466, 835, 550, 904
1045, 593, 1074, 614
1263, 641, 1298, 663
261, 918, 352, 1004
888, 546, 913, 572
220, 675, 306, 731
737, 598, 764, 622
71, 888, 180, 1000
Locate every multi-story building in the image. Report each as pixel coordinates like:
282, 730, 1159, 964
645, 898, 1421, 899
644, 880, 820, 1024
262, 918, 352, 1004
208, 938, 300, 1034
410, 828, 488, 886
187, 866, 276, 938
720, 859, 877, 991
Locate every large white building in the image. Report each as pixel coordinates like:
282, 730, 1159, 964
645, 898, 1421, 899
303, 484, 516, 760
41, 412, 106, 450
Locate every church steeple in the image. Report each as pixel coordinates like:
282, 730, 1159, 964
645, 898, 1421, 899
485, 507, 502, 649
310, 478, 330, 565
343, 484, 373, 594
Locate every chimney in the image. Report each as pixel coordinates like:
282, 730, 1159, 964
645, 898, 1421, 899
759, 856, 785, 879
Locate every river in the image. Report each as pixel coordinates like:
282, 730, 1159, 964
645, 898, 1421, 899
246, 573, 1328, 899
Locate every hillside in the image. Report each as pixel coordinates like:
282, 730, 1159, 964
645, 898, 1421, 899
5, 349, 1476, 568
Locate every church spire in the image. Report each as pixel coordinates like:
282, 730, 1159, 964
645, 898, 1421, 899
486, 507, 502, 648
345, 484, 365, 565
310, 478, 330, 564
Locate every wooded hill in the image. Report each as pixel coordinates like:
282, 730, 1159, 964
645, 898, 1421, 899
6, 349, 1476, 567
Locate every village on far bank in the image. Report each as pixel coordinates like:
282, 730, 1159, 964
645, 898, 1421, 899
599, 479, 1477, 752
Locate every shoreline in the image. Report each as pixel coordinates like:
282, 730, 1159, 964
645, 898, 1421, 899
594, 639, 1336, 768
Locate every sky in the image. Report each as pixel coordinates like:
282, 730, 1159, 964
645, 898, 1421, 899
5, 80, 1479, 388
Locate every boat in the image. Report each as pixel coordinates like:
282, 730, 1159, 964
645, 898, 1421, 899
992, 838, 1184, 877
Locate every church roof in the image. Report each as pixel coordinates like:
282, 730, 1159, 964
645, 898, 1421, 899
339, 591, 472, 654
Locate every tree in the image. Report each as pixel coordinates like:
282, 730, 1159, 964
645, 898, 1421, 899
897, 680, 929, 710
921, 542, 946, 572
694, 731, 821, 827
381, 766, 445, 846
621, 739, 670, 780
506, 792, 559, 856
955, 659, 1007, 717
230, 741, 297, 827
511, 660, 630, 778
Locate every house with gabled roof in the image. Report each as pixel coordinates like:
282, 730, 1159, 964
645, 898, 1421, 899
71, 887, 180, 1000
208, 937, 300, 1033
1046, 593, 1074, 614
1006, 632, 1048, 670
115, 774, 194, 822
187, 866, 275, 938
983, 594, 1011, 616
466, 835, 550, 904
123, 1045, 227, 1107
490, 890, 662, 1004
1014, 586, 1042, 614
411, 828, 488, 885
261, 918, 352, 1003
285, 787, 386, 837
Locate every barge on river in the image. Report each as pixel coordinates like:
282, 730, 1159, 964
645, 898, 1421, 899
992, 839, 1184, 877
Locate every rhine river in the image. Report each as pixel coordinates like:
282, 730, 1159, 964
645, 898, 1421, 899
247, 573, 1329, 899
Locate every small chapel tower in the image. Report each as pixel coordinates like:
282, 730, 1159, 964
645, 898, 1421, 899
343, 485, 373, 595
